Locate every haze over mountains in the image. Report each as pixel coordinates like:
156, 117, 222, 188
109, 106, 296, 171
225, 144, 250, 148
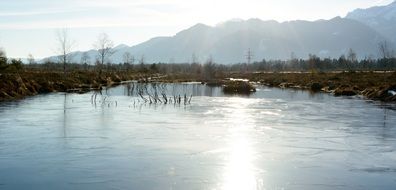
44, 1, 396, 64
346, 0, 396, 44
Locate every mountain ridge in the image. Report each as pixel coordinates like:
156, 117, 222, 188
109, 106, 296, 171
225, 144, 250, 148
346, 0, 396, 43
41, 3, 396, 64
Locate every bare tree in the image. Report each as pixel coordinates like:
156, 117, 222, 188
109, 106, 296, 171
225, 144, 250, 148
80, 52, 90, 70
123, 52, 134, 72
308, 54, 319, 72
378, 41, 394, 59
346, 48, 357, 71
0, 48, 6, 59
27, 54, 35, 64
93, 33, 114, 73
191, 53, 201, 75
81, 52, 90, 65
191, 53, 198, 64
203, 56, 216, 80
0, 48, 6, 68
56, 28, 75, 75
139, 55, 146, 72
289, 52, 298, 69
347, 48, 357, 62
123, 52, 134, 64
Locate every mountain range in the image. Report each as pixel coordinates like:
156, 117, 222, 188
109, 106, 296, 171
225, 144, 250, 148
44, 1, 396, 64
346, 1, 396, 44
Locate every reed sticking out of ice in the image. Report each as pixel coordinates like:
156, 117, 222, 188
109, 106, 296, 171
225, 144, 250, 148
130, 83, 192, 106
92, 83, 193, 108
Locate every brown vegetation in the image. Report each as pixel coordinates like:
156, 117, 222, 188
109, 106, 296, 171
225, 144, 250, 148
234, 71, 396, 102
0, 71, 138, 101
223, 80, 256, 94
1, 70, 396, 102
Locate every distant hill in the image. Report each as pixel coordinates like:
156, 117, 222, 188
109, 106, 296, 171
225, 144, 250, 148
346, 1, 396, 44
43, 17, 388, 64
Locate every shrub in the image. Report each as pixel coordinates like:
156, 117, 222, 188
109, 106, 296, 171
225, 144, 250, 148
223, 81, 256, 94
6, 59, 23, 72
0, 49, 7, 71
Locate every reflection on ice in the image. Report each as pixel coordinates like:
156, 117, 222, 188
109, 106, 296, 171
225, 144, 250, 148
222, 138, 258, 190
220, 98, 260, 190
0, 84, 395, 190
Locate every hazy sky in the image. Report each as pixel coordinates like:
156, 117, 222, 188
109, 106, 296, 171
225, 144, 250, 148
0, 0, 393, 58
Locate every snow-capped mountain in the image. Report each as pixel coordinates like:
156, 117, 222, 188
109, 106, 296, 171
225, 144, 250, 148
43, 16, 389, 64
346, 1, 396, 43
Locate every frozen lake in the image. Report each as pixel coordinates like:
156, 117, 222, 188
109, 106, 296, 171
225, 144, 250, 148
0, 83, 395, 190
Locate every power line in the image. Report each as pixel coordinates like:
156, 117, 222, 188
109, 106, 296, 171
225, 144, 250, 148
245, 48, 254, 64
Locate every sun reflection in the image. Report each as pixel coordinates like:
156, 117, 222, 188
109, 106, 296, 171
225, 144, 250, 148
220, 97, 261, 190
222, 138, 258, 190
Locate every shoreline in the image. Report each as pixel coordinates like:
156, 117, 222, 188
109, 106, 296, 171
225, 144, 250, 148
0, 71, 139, 101
240, 72, 396, 102
1, 71, 395, 102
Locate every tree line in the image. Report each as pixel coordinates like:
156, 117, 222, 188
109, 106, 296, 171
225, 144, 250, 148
1, 49, 396, 77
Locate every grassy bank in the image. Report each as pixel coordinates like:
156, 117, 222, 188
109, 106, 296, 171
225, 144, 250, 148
127, 71, 396, 101
0, 71, 143, 101
234, 71, 396, 102
1, 70, 396, 102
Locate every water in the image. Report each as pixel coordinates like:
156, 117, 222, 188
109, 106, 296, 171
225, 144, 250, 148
0, 83, 395, 190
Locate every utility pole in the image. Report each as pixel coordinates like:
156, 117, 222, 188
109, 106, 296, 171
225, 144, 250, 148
244, 48, 254, 73
245, 48, 254, 65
